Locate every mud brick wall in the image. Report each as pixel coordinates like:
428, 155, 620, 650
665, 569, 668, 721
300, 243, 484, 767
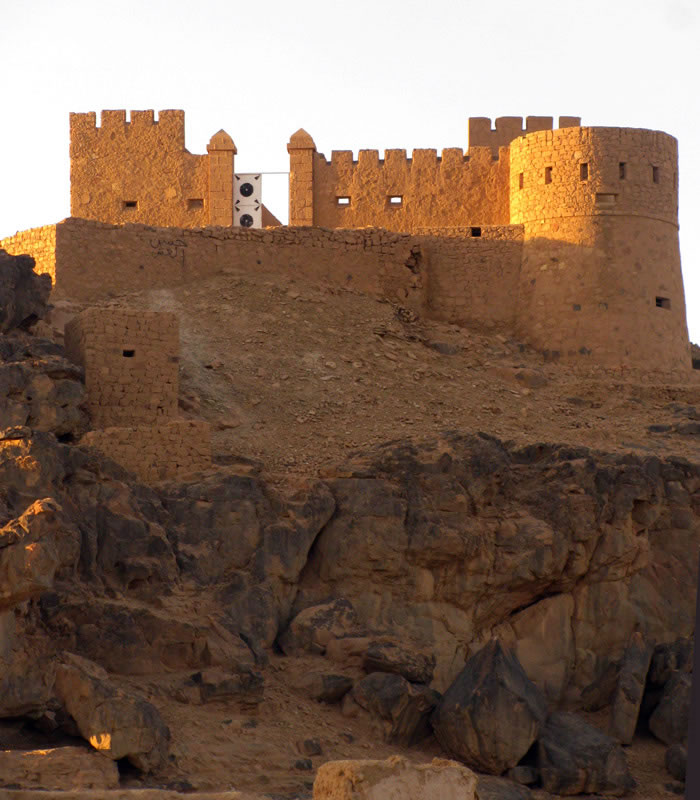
64, 308, 178, 427
0, 225, 57, 287
80, 420, 211, 483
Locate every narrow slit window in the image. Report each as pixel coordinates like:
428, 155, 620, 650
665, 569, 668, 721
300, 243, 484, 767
656, 296, 671, 310
619, 162, 627, 180
652, 166, 660, 184
336, 196, 350, 206
123, 200, 138, 209
122, 349, 135, 358
579, 163, 589, 181
188, 198, 204, 210
388, 195, 403, 207
471, 227, 482, 237
544, 166, 553, 185
518, 172, 524, 190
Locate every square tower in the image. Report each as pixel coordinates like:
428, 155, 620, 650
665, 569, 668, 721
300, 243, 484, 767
65, 309, 179, 428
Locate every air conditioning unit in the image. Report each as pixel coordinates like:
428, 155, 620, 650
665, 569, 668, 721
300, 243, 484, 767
234, 173, 262, 228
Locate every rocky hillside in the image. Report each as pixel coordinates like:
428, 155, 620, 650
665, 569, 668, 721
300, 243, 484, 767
1, 248, 696, 798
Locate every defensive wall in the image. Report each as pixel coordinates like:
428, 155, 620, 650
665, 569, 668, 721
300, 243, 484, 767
65, 308, 211, 482
1, 217, 523, 331
285, 118, 690, 371
287, 116, 581, 231
70, 110, 279, 229
1, 112, 691, 371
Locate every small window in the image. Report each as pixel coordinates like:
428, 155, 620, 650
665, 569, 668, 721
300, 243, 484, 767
652, 166, 660, 184
388, 195, 403, 207
595, 193, 617, 207
518, 172, 524, 190
122, 349, 135, 358
656, 296, 671, 310
336, 196, 350, 206
544, 167, 552, 185
619, 162, 627, 180
123, 200, 138, 209
471, 227, 482, 237
579, 163, 589, 181
573, 304, 581, 311
188, 198, 204, 210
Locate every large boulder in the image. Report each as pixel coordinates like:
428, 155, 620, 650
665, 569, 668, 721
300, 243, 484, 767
313, 756, 477, 800
609, 631, 654, 744
537, 711, 634, 796
0, 746, 119, 790
0, 497, 77, 611
649, 671, 692, 745
350, 671, 440, 746
0, 250, 51, 333
431, 639, 547, 774
53, 653, 170, 771
665, 742, 687, 782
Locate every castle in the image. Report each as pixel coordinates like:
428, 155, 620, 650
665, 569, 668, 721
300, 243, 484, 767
0, 109, 692, 481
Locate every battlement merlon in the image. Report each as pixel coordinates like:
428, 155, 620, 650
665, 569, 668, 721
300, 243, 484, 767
468, 116, 581, 152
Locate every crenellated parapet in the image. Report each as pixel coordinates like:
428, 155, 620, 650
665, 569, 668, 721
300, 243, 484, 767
468, 116, 581, 154
70, 109, 234, 228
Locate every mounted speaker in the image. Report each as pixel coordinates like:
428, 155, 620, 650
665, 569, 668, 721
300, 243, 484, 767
234, 173, 262, 228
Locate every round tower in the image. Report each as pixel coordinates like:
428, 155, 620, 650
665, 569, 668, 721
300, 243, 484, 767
509, 126, 689, 370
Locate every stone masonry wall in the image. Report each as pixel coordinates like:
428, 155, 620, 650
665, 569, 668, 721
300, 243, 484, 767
65, 309, 179, 428
43, 218, 521, 331
81, 420, 211, 483
0, 225, 56, 287
510, 126, 689, 370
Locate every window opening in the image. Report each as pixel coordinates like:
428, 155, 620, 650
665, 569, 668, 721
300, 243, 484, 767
579, 163, 589, 181
471, 227, 482, 237
544, 167, 553, 185
388, 196, 403, 207
655, 297, 671, 310
652, 166, 660, 184
573, 304, 581, 311
518, 173, 524, 190
123, 200, 137, 209
336, 196, 350, 206
619, 162, 627, 180
188, 198, 204, 210
122, 349, 135, 358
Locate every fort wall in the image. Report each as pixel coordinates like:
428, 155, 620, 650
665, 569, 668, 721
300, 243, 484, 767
12, 218, 520, 331
467, 115, 581, 154
308, 145, 511, 231
81, 420, 211, 483
510, 127, 688, 369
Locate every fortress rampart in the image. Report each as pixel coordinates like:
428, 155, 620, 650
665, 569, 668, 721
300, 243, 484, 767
1, 111, 691, 371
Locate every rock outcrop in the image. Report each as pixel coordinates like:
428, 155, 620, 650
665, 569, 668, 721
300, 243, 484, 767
0, 250, 51, 333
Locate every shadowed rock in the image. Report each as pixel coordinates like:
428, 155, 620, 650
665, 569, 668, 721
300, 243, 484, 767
0, 250, 51, 334
431, 639, 547, 774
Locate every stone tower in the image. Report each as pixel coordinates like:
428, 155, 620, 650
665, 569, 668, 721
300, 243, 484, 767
510, 126, 688, 369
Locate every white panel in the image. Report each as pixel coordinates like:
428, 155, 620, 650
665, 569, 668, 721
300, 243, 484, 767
234, 201, 262, 229
234, 173, 262, 204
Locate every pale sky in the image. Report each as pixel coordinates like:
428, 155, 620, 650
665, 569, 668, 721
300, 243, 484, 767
3, 0, 699, 339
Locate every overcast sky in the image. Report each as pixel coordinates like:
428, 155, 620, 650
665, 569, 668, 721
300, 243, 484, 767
2, 0, 699, 339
